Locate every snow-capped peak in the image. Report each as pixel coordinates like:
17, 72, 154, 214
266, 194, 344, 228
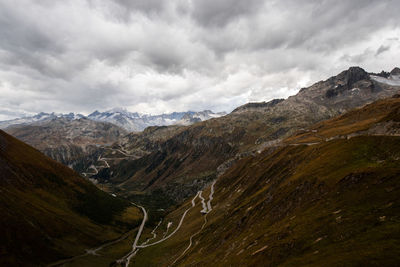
87, 109, 226, 132
0, 108, 226, 132
0, 112, 85, 129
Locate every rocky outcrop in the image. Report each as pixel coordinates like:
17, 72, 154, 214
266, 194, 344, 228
391, 67, 400, 76
232, 98, 284, 113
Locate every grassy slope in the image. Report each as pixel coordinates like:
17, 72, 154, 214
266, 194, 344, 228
285, 96, 400, 144
130, 97, 400, 266
0, 130, 142, 266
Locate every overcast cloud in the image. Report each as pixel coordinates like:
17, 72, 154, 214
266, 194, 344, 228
0, 0, 399, 119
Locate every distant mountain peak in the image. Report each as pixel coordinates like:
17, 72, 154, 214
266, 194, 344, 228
337, 66, 369, 87
88, 110, 101, 117
87, 109, 226, 131
0, 112, 85, 129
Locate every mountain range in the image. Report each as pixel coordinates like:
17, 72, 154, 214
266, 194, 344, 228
88, 67, 400, 206
88, 108, 226, 132
0, 109, 226, 175
1, 66, 400, 266
0, 109, 226, 132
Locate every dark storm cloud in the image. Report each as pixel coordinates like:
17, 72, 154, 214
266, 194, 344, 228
376, 45, 390, 56
0, 2, 61, 54
0, 0, 399, 119
190, 0, 264, 27
113, 0, 167, 14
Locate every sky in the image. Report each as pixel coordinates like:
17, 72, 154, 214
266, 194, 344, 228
0, 0, 399, 120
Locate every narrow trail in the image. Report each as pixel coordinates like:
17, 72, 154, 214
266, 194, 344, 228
137, 192, 201, 249
285, 133, 400, 148
98, 156, 110, 168
170, 214, 208, 266
106, 145, 135, 157
141, 220, 162, 246
82, 145, 133, 178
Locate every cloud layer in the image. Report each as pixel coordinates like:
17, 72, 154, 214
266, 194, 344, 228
0, 0, 399, 118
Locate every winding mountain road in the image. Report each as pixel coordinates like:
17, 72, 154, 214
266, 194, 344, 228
118, 203, 148, 267
82, 145, 136, 178
169, 180, 216, 265
137, 192, 201, 249
141, 220, 162, 246
207, 180, 216, 212
199, 191, 207, 213
98, 156, 110, 167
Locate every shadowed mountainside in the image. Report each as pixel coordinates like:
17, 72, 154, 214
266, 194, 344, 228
0, 130, 141, 266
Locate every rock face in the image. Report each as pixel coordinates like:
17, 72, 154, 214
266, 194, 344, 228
232, 98, 285, 113
98, 66, 400, 204
391, 67, 400, 76
5, 117, 127, 172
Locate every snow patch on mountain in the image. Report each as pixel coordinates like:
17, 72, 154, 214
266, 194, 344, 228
88, 109, 226, 132
0, 112, 85, 129
370, 74, 400, 86
0, 108, 226, 132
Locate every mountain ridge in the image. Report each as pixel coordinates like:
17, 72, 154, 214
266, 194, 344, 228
130, 94, 400, 266
0, 109, 226, 132
87, 66, 400, 207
